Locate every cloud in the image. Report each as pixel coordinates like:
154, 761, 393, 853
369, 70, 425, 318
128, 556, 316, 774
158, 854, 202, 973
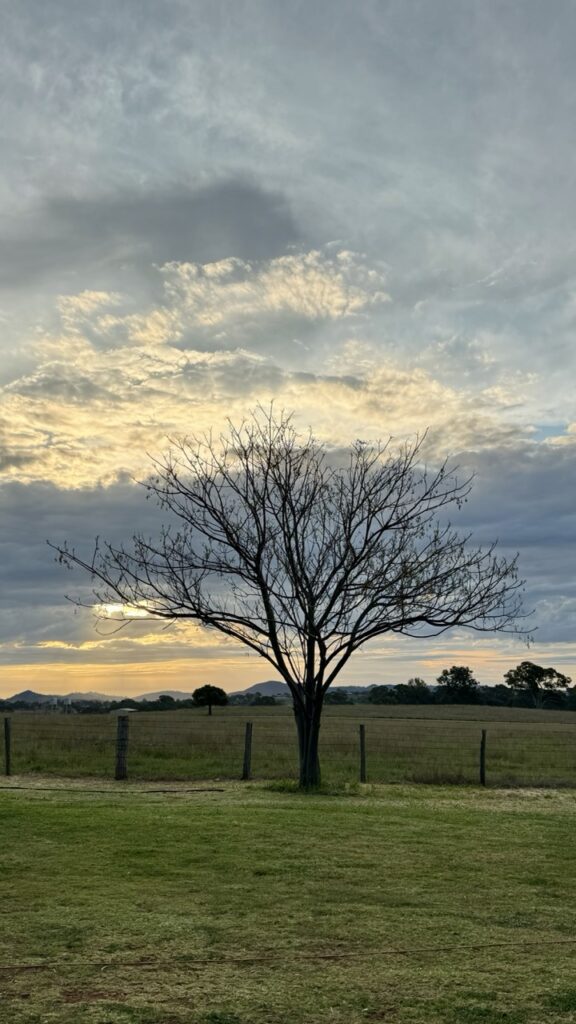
0, 248, 390, 484
449, 443, 576, 645
1, 434, 574, 673
39, 249, 390, 353
0, 350, 521, 489
0, 180, 303, 292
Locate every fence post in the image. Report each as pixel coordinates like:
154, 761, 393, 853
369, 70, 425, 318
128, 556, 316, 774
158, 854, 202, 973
4, 717, 11, 777
115, 715, 129, 780
359, 723, 367, 783
242, 721, 253, 780
479, 728, 487, 787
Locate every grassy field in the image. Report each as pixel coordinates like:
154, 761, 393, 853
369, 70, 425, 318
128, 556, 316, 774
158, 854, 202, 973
5, 704, 576, 788
2, 780, 576, 1022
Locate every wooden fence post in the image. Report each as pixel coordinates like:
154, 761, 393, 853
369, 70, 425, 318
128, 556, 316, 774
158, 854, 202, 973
115, 715, 129, 780
359, 723, 367, 783
242, 721, 253, 780
4, 717, 11, 777
480, 728, 487, 787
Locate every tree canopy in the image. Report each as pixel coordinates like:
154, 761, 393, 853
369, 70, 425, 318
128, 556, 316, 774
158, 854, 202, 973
394, 677, 433, 704
192, 685, 228, 715
504, 661, 571, 708
53, 407, 526, 787
436, 666, 480, 703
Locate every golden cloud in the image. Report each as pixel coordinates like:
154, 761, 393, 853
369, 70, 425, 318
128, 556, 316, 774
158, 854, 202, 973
0, 249, 531, 488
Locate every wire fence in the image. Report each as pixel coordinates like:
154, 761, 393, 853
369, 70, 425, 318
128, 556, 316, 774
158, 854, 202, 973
5, 709, 576, 787
5, 708, 576, 786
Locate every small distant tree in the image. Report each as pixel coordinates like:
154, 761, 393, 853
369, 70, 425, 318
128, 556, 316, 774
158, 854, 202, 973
324, 689, 354, 705
228, 693, 251, 706
158, 694, 176, 708
395, 677, 432, 704
368, 685, 398, 705
479, 683, 512, 707
436, 666, 480, 704
192, 685, 228, 716
504, 661, 571, 709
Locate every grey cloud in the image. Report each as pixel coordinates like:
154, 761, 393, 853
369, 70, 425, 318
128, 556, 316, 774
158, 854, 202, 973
1, 435, 575, 652
0, 479, 165, 650
448, 442, 576, 643
0, 449, 37, 473
8, 369, 118, 404
0, 637, 231, 669
456, 444, 576, 539
292, 372, 364, 391
0, 179, 303, 291
177, 357, 286, 397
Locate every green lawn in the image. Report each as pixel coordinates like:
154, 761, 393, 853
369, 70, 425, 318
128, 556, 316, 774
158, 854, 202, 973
6, 704, 576, 788
1, 780, 576, 1022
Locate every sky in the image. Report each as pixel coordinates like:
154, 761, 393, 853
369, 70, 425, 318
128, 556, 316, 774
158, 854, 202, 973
1, 0, 575, 698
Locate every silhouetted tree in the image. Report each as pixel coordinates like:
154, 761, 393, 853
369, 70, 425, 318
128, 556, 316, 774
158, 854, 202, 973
395, 677, 433, 704
504, 661, 571, 709
478, 683, 512, 706
158, 695, 176, 707
324, 689, 354, 704
368, 685, 398, 705
192, 685, 228, 716
566, 687, 576, 711
436, 665, 480, 704
52, 407, 525, 788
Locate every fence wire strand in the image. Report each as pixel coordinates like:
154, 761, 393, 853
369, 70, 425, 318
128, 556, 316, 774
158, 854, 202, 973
4, 710, 576, 787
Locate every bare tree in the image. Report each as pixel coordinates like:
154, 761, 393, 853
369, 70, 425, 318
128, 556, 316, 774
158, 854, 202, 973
52, 408, 526, 788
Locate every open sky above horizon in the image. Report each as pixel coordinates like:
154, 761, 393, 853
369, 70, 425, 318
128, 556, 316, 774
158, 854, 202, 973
1, 0, 575, 698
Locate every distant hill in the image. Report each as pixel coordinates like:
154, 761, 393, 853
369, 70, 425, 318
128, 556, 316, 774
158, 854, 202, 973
3, 688, 195, 705
341, 685, 380, 693
64, 691, 123, 702
3, 682, 381, 706
5, 689, 125, 704
230, 682, 378, 697
6, 690, 57, 704
134, 690, 196, 701
231, 680, 290, 697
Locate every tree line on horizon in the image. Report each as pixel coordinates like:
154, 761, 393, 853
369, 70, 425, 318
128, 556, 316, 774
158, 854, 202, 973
363, 662, 572, 709
1, 663, 572, 713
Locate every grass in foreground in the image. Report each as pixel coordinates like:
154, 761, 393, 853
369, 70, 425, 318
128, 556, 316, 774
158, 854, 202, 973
1, 780, 576, 1022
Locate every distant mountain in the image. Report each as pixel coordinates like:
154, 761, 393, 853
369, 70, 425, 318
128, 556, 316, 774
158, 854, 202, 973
63, 691, 122, 702
3, 682, 382, 707
230, 681, 381, 697
134, 690, 196, 701
340, 685, 380, 693
231, 680, 290, 697
6, 690, 57, 704
5, 689, 123, 705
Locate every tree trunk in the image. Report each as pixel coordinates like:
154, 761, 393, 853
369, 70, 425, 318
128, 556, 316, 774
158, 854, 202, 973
208, 703, 212, 716
530, 684, 543, 709
293, 697, 322, 789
